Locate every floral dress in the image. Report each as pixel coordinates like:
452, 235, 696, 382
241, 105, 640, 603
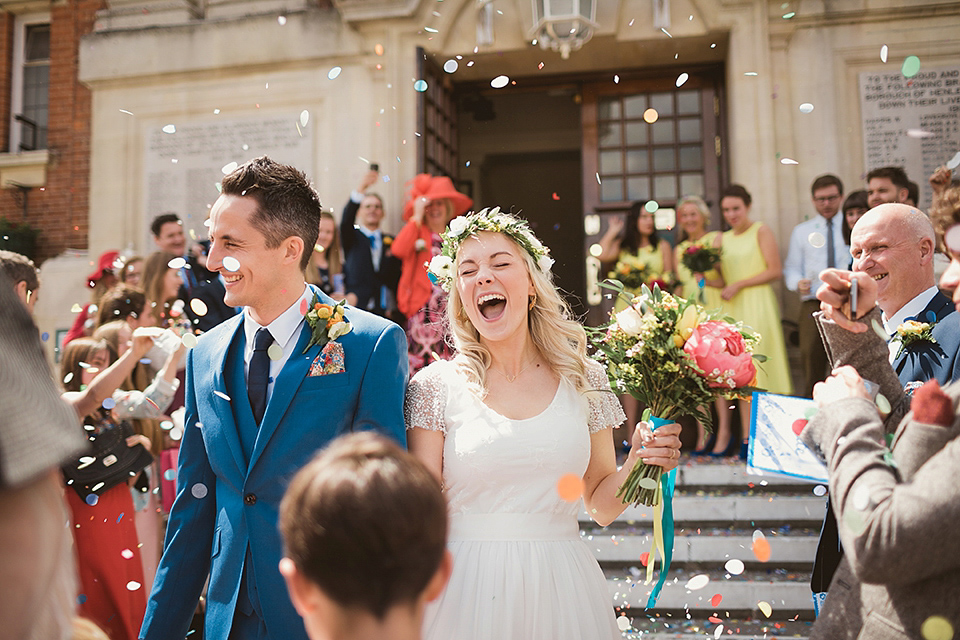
405, 232, 452, 374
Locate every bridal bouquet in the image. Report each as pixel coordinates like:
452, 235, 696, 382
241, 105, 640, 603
589, 282, 764, 507
680, 244, 721, 275
607, 260, 649, 289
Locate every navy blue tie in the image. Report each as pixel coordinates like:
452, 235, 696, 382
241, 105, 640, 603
247, 328, 273, 425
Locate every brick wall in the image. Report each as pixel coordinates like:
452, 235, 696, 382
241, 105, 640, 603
0, 0, 103, 264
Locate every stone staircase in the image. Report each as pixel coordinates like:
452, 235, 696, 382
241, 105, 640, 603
580, 458, 823, 638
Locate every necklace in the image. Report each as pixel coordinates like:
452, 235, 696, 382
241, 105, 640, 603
491, 357, 539, 383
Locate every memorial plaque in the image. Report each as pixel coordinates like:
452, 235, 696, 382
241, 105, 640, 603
859, 64, 960, 208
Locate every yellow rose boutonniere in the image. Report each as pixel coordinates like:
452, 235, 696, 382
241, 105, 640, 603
892, 319, 936, 359
303, 295, 352, 354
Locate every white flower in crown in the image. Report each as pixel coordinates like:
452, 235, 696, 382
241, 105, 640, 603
428, 255, 453, 278
448, 216, 470, 237
538, 254, 555, 272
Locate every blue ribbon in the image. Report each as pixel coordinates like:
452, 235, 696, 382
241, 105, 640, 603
644, 415, 677, 610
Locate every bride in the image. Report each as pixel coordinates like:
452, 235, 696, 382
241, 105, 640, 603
405, 208, 683, 639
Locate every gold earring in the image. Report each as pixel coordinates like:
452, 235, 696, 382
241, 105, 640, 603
528, 294, 537, 311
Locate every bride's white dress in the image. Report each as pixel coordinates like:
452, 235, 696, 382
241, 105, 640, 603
405, 358, 626, 640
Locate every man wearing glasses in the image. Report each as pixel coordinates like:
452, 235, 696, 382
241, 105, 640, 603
785, 174, 848, 397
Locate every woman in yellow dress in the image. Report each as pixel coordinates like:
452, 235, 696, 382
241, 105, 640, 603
598, 201, 675, 443
713, 185, 793, 458
674, 195, 733, 455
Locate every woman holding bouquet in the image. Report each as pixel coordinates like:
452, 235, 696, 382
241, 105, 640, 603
406, 208, 682, 639
674, 195, 732, 455
714, 185, 793, 457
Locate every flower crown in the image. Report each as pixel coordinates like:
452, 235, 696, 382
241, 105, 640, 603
426, 207, 554, 292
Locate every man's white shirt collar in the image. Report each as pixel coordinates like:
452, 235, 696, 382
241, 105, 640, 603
882, 285, 939, 363
243, 284, 312, 357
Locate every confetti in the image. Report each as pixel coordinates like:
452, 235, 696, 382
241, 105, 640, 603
160, 420, 173, 430
617, 617, 631, 632
813, 484, 827, 496
880, 45, 888, 63
921, 616, 954, 640
300, 110, 310, 127
710, 593, 722, 607
490, 75, 510, 89
752, 536, 771, 562
163, 469, 176, 481
168, 257, 187, 269
375, 43, 384, 56
328, 66, 342, 80
645, 200, 659, 213
902, 55, 921, 78
780, 157, 799, 165
676, 72, 689, 87
299, 298, 309, 315
782, 11, 795, 18
413, 80, 428, 92
556, 473, 584, 502
221, 161, 238, 174
182, 333, 198, 349
102, 397, 116, 410
64, 372, 74, 384
871, 318, 889, 339
637, 477, 658, 490
85, 494, 99, 506
213, 390, 231, 401
191, 483, 208, 499
71, 303, 83, 313
807, 232, 826, 248
643, 108, 658, 124
714, 625, 724, 639
267, 343, 284, 361
799, 102, 814, 113
223, 256, 241, 272
443, 59, 458, 73
876, 393, 891, 414
162, 124, 176, 134
685, 574, 710, 590
190, 299, 209, 317
126, 581, 141, 591
121, 549, 134, 559
41, 332, 49, 341
758, 601, 773, 617
277, 15, 286, 25
946, 152, 960, 170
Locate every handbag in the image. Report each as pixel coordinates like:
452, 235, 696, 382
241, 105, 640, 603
62, 416, 154, 501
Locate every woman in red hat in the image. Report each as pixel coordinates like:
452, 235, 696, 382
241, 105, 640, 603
392, 174, 473, 374
64, 250, 120, 345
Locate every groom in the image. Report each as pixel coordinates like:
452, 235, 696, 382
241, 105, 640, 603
140, 157, 408, 640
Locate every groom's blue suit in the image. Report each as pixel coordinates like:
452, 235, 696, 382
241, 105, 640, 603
140, 287, 407, 640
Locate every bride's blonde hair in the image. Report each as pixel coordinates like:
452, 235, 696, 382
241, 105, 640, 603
446, 231, 589, 396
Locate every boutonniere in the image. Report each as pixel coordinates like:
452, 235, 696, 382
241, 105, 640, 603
383, 236, 393, 247
415, 238, 427, 252
302, 295, 352, 354
892, 319, 937, 358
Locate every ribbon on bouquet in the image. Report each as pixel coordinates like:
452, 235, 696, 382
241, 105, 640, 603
642, 415, 678, 610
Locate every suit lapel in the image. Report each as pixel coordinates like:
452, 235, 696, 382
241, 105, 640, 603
207, 316, 248, 475
893, 292, 953, 385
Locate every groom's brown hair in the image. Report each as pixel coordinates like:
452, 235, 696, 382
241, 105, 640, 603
279, 432, 447, 619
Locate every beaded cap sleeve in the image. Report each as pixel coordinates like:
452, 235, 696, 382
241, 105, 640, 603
584, 359, 626, 433
404, 359, 451, 434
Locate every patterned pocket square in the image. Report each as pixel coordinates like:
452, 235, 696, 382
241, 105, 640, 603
309, 342, 345, 376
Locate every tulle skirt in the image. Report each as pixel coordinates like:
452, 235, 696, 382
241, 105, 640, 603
424, 513, 620, 640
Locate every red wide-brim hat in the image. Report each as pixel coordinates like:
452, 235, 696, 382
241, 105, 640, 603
403, 174, 473, 221
86, 250, 120, 287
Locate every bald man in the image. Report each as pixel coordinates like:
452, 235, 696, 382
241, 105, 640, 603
809, 203, 960, 611
848, 203, 960, 385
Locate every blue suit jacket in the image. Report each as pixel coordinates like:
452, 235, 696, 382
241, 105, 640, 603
140, 287, 408, 640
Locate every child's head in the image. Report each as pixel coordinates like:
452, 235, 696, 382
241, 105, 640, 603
279, 433, 450, 638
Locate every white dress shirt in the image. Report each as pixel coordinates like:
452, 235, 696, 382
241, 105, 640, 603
242, 284, 312, 403
882, 285, 939, 363
784, 213, 850, 301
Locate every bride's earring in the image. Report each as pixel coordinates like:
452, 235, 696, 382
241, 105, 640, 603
528, 294, 537, 311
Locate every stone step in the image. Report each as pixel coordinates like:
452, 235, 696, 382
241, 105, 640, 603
606, 571, 815, 615
580, 493, 827, 527
622, 617, 813, 639
585, 531, 819, 565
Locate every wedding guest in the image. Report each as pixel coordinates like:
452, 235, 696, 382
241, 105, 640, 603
95, 284, 150, 327
0, 249, 40, 312
407, 208, 682, 640
141, 252, 184, 328
596, 201, 675, 439
279, 432, 451, 640
840, 190, 868, 247
64, 250, 120, 345
714, 184, 792, 457
305, 210, 348, 300
119, 256, 144, 287
673, 195, 729, 455
340, 168, 402, 318
799, 185, 960, 638
393, 174, 472, 374
0, 270, 86, 640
